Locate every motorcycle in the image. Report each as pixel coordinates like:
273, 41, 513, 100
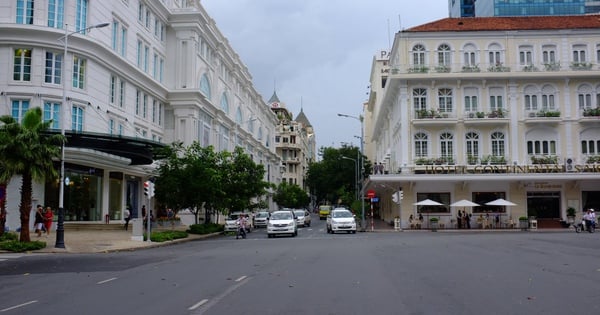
575, 220, 595, 233
236, 222, 247, 239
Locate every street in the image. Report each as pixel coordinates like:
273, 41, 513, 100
1, 214, 599, 315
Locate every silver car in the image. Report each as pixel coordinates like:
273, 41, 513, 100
326, 208, 357, 234
267, 210, 297, 238
293, 209, 311, 227
254, 211, 270, 228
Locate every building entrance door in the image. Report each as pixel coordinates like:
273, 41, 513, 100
527, 191, 560, 219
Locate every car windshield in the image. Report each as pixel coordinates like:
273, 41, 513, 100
294, 211, 304, 217
256, 212, 269, 218
228, 214, 240, 220
271, 212, 292, 220
332, 211, 352, 218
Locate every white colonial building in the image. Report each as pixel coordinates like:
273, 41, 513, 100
365, 15, 600, 229
0, 0, 281, 230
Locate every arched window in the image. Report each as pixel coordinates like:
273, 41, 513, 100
414, 132, 428, 158
463, 43, 477, 66
524, 85, 539, 111
491, 132, 505, 157
258, 127, 263, 140
488, 43, 503, 65
465, 132, 479, 163
412, 44, 426, 66
220, 93, 229, 113
200, 73, 211, 99
413, 88, 427, 112
235, 107, 243, 124
541, 85, 557, 111
437, 44, 451, 66
577, 84, 593, 110
440, 132, 454, 159
438, 88, 453, 113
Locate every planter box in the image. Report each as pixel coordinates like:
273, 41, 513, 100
519, 220, 528, 231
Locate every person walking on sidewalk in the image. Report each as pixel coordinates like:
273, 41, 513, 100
124, 207, 131, 230
34, 205, 44, 237
43, 206, 54, 235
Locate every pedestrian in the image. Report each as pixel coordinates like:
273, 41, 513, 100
457, 210, 463, 229
43, 206, 54, 235
34, 205, 44, 237
124, 207, 131, 230
465, 212, 471, 229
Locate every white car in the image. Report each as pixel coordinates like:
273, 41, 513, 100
267, 210, 298, 238
293, 209, 311, 227
253, 211, 270, 228
327, 208, 357, 234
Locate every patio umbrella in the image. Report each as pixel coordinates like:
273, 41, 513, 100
485, 198, 517, 206
450, 199, 480, 207
413, 199, 444, 206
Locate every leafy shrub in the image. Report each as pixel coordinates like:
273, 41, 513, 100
187, 223, 224, 235
0, 240, 46, 252
0, 232, 19, 242
149, 230, 188, 242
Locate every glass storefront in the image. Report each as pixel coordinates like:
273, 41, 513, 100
108, 172, 123, 220
45, 164, 103, 222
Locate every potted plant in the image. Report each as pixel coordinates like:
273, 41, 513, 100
566, 207, 576, 223
429, 217, 439, 232
518, 216, 528, 230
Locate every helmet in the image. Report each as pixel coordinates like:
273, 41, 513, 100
590, 209, 595, 212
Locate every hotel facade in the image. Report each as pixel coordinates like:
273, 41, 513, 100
365, 16, 600, 229
0, 0, 281, 230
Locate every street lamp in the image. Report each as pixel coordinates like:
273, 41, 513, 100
56, 22, 109, 249
337, 113, 365, 231
341, 156, 358, 200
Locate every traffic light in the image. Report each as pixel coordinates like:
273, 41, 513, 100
143, 181, 150, 197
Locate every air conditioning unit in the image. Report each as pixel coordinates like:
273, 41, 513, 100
565, 158, 575, 172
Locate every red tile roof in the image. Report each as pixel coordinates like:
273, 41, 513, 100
404, 15, 600, 33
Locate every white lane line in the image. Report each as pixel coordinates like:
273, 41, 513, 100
188, 299, 209, 311
235, 275, 247, 282
97, 277, 118, 284
189, 277, 251, 315
0, 259, 6, 262
0, 300, 38, 312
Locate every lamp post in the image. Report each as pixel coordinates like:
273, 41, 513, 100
56, 22, 109, 249
337, 113, 365, 231
341, 156, 358, 200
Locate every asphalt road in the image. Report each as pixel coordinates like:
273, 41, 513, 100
1, 214, 599, 315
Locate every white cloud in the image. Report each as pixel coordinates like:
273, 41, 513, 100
202, 0, 448, 149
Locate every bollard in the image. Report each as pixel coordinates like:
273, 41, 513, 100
104, 214, 110, 224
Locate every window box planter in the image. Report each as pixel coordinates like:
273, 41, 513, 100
530, 155, 558, 165
409, 65, 429, 73
582, 107, 600, 117
461, 65, 480, 73
522, 64, 539, 72
586, 155, 600, 164
570, 62, 593, 70
543, 62, 560, 71
435, 65, 451, 73
487, 64, 510, 72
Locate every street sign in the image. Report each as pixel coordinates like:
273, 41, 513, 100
371, 197, 379, 202
366, 189, 376, 198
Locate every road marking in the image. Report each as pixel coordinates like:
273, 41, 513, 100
235, 275, 247, 282
188, 299, 208, 310
0, 300, 37, 312
97, 277, 118, 284
189, 277, 251, 315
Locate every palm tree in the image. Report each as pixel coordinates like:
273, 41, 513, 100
0, 107, 64, 242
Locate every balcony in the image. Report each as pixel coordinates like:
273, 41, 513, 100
388, 60, 597, 79
524, 110, 561, 124
413, 109, 458, 126
580, 107, 600, 122
463, 110, 509, 125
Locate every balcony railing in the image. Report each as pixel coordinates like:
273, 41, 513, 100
389, 60, 597, 75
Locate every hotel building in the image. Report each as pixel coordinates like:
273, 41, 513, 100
365, 15, 600, 229
0, 0, 281, 230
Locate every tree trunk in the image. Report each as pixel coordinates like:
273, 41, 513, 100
0, 183, 6, 236
19, 173, 33, 242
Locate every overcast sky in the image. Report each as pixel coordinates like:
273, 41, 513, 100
202, 0, 448, 151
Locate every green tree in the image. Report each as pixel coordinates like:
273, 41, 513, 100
219, 147, 270, 214
273, 182, 310, 209
155, 142, 223, 224
0, 108, 64, 242
306, 145, 371, 205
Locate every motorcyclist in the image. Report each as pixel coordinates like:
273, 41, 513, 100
582, 209, 595, 232
236, 214, 248, 239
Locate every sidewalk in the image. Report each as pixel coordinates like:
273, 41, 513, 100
12, 227, 218, 254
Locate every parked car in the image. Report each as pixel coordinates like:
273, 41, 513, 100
267, 210, 297, 238
224, 212, 253, 233
326, 208, 357, 234
293, 209, 311, 227
254, 211, 270, 228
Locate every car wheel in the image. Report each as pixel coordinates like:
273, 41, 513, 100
268, 234, 272, 238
